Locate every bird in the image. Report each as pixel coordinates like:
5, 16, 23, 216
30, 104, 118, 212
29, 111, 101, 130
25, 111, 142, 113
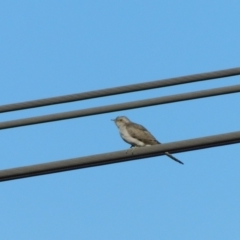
112, 116, 183, 165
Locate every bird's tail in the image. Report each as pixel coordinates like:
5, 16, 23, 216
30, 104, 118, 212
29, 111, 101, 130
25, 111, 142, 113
165, 152, 184, 165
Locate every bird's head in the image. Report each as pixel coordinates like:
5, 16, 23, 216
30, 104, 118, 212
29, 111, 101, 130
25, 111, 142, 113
111, 116, 130, 128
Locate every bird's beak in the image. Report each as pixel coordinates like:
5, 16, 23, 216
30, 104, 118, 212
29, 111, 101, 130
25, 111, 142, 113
111, 119, 115, 121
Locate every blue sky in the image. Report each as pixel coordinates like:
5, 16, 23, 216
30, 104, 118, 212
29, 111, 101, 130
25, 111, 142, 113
0, 1, 240, 239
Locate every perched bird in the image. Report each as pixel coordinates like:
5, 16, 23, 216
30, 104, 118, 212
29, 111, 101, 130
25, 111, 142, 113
112, 116, 183, 165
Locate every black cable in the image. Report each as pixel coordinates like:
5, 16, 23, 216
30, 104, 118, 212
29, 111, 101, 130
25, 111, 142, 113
0, 84, 239, 130
1, 131, 240, 182
0, 67, 239, 113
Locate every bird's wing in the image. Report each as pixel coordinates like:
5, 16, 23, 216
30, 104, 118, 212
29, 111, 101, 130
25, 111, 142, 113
127, 122, 160, 145
127, 122, 184, 164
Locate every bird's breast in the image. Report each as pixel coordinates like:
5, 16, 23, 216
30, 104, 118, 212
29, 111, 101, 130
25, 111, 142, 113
119, 127, 145, 147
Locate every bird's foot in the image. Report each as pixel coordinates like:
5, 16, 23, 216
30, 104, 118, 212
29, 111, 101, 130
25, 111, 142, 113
125, 145, 135, 155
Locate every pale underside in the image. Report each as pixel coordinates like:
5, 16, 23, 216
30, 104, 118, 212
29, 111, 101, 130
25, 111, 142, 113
119, 122, 160, 147
117, 120, 184, 164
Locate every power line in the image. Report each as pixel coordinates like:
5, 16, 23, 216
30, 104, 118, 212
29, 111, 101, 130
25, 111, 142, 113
0, 130, 240, 182
0, 67, 240, 113
0, 84, 240, 130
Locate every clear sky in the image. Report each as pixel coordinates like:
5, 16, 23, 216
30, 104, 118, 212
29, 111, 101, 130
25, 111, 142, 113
1, 1, 240, 239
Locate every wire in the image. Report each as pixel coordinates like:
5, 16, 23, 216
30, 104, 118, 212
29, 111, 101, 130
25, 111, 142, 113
0, 84, 240, 130
1, 131, 240, 182
0, 67, 240, 113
